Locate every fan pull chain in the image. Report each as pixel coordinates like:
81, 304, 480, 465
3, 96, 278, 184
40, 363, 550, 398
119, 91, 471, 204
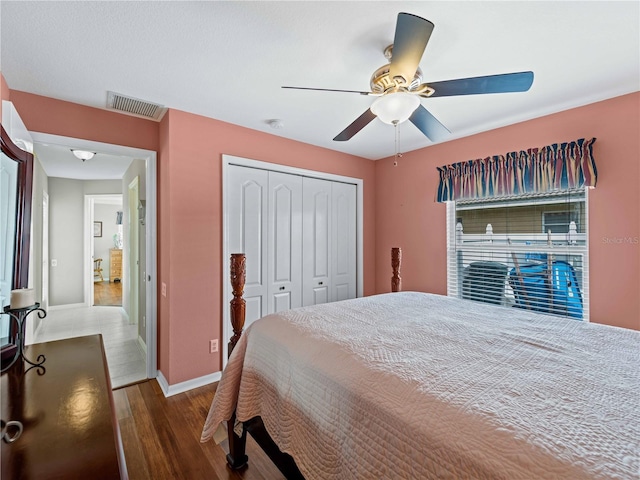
393, 120, 403, 167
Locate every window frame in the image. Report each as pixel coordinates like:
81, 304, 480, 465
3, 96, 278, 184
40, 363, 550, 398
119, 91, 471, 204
446, 188, 590, 321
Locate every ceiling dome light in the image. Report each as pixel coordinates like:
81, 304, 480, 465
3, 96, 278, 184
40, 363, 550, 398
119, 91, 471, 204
370, 92, 420, 125
71, 149, 96, 161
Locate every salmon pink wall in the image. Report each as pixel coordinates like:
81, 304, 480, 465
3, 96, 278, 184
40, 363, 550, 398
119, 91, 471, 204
9, 90, 158, 151
159, 109, 376, 384
375, 92, 640, 330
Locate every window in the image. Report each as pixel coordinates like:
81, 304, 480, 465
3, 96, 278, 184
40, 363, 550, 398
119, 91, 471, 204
542, 211, 580, 234
446, 189, 589, 321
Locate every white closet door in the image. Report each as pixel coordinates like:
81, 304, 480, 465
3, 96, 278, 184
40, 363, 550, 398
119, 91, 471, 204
227, 165, 268, 327
331, 182, 357, 302
302, 177, 332, 306
267, 172, 302, 313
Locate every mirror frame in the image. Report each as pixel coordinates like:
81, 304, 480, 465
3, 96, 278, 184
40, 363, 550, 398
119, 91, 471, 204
1, 123, 34, 363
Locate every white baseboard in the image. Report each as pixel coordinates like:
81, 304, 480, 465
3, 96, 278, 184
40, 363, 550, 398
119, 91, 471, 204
137, 335, 147, 354
156, 370, 222, 397
48, 303, 86, 311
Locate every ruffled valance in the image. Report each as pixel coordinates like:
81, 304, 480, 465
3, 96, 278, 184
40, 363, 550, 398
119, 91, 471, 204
436, 138, 597, 202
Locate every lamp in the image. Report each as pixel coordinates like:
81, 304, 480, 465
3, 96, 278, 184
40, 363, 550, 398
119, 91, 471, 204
370, 92, 420, 125
71, 149, 95, 161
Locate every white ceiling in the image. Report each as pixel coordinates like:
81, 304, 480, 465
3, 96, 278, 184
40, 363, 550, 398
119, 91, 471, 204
1, 1, 639, 169
29, 131, 152, 180
32, 142, 133, 180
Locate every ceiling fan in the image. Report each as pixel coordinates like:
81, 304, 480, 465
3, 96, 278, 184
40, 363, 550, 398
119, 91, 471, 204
283, 12, 534, 143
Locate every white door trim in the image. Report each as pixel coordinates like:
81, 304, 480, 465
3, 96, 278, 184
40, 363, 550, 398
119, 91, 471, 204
143, 152, 158, 380
221, 154, 364, 364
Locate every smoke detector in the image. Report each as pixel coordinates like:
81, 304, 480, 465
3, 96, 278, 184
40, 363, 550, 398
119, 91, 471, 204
267, 119, 284, 129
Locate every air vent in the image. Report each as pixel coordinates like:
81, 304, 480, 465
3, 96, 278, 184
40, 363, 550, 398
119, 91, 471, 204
106, 91, 166, 120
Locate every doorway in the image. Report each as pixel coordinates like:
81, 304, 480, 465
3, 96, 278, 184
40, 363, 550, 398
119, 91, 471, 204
90, 195, 123, 307
30, 131, 158, 385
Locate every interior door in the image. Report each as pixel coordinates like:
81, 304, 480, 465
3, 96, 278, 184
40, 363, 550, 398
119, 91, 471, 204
267, 172, 302, 313
128, 178, 139, 325
302, 177, 331, 306
227, 165, 268, 326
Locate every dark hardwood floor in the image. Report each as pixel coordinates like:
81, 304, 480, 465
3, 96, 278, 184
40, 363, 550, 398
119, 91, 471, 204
95, 280, 122, 306
113, 380, 285, 480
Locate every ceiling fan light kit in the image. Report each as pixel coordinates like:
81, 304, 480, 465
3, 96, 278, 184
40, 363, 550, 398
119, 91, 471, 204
370, 92, 420, 125
282, 12, 534, 144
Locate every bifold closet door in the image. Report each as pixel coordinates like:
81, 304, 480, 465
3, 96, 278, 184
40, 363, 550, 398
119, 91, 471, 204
227, 165, 268, 327
228, 165, 303, 324
229, 164, 357, 319
302, 177, 331, 306
302, 178, 357, 306
331, 181, 356, 302
267, 172, 302, 313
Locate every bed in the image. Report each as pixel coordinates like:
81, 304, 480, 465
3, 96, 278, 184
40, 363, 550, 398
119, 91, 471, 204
201, 253, 640, 479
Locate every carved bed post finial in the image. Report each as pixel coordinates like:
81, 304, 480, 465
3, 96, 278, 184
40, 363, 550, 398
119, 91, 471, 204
226, 253, 249, 470
229, 253, 246, 357
391, 247, 402, 292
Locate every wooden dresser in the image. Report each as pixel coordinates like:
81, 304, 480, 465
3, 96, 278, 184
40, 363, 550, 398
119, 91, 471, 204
110, 248, 122, 283
1, 335, 128, 479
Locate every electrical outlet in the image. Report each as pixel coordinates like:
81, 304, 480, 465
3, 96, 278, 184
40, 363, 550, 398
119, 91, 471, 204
51, 259, 58, 267
161, 282, 167, 297
210, 339, 218, 353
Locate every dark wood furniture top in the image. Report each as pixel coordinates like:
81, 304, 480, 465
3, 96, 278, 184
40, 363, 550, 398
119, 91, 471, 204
1, 335, 128, 479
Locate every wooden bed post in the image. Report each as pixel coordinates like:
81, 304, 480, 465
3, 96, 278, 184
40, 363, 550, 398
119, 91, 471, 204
226, 253, 248, 470
391, 247, 402, 292
228, 253, 247, 355
225, 253, 304, 478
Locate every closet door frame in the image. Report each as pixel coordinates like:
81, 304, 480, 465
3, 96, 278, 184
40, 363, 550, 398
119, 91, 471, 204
221, 154, 364, 364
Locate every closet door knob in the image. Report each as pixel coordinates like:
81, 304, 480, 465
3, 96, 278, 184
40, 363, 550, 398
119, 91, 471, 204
279, 286, 285, 291
318, 281, 323, 285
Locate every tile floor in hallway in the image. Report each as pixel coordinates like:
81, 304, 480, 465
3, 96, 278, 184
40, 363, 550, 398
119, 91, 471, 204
31, 306, 147, 389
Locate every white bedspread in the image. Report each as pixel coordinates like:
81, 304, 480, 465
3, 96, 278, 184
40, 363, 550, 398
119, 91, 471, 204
201, 292, 640, 479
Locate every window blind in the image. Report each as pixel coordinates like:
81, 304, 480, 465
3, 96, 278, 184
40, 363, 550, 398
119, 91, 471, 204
446, 189, 589, 321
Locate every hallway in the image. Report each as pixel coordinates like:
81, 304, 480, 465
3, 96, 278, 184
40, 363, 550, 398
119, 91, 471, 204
32, 306, 146, 388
